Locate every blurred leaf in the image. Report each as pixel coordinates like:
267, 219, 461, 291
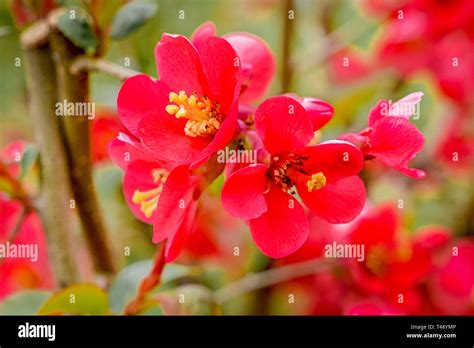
0, 290, 51, 315
110, 1, 158, 40
165, 284, 215, 315
138, 300, 164, 315
57, 8, 98, 53
91, 0, 123, 31
20, 144, 38, 178
108, 259, 194, 313
39, 284, 109, 315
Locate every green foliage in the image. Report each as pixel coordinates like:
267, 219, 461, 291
0, 290, 51, 315
39, 284, 109, 315
57, 7, 98, 53
110, 1, 158, 40
20, 144, 38, 178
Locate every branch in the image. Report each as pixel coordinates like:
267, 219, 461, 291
71, 56, 140, 81
48, 9, 117, 276
20, 26, 80, 287
213, 258, 330, 305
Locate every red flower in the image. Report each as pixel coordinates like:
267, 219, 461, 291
117, 33, 241, 169
347, 204, 444, 313
0, 194, 55, 299
108, 134, 201, 262
339, 92, 426, 178
91, 109, 124, 163
191, 21, 276, 104
221, 96, 365, 258
429, 241, 474, 315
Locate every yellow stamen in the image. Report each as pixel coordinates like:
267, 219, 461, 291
165, 90, 222, 137
307, 172, 327, 192
131, 167, 169, 218
132, 186, 162, 204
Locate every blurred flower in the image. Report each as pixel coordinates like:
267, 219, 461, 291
91, 109, 124, 163
222, 96, 365, 258
117, 33, 241, 169
339, 92, 426, 178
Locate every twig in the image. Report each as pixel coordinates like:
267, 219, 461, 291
71, 56, 140, 81
48, 9, 117, 276
21, 26, 80, 287
124, 243, 167, 315
213, 258, 330, 305
281, 0, 295, 93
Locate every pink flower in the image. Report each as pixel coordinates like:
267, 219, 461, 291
108, 134, 201, 262
221, 96, 365, 258
117, 33, 242, 169
192, 21, 276, 104
339, 92, 426, 178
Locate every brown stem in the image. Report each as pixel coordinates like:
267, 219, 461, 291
20, 22, 80, 287
124, 243, 167, 315
214, 258, 330, 305
48, 9, 117, 276
71, 56, 140, 81
281, 0, 295, 93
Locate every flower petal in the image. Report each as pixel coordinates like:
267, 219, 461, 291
164, 200, 198, 263
299, 175, 366, 224
224, 32, 275, 104
298, 97, 334, 131
197, 36, 241, 113
249, 185, 309, 258
297, 140, 364, 182
254, 96, 313, 154
368, 117, 425, 169
152, 166, 198, 243
191, 21, 217, 48
117, 74, 170, 138
221, 164, 268, 220
155, 33, 209, 96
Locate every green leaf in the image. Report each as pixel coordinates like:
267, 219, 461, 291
0, 290, 51, 315
56, 8, 98, 53
39, 284, 109, 315
110, 1, 158, 40
108, 259, 195, 313
20, 144, 38, 178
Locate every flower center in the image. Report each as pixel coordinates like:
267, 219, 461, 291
165, 90, 222, 138
306, 172, 327, 192
365, 246, 387, 276
268, 154, 326, 193
132, 168, 168, 218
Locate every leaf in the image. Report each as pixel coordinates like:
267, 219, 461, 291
56, 8, 98, 53
91, 0, 124, 31
110, 1, 158, 40
108, 259, 195, 313
39, 284, 109, 315
0, 290, 51, 315
20, 144, 38, 178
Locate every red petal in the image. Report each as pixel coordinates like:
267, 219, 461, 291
297, 140, 364, 182
138, 111, 211, 166
368, 117, 425, 169
299, 175, 366, 224
152, 166, 198, 243
191, 21, 217, 48
155, 34, 209, 96
108, 133, 155, 170
198, 36, 241, 113
254, 96, 313, 154
165, 200, 198, 262
224, 32, 275, 104
221, 164, 268, 220
117, 74, 170, 138
249, 185, 309, 258
298, 97, 334, 131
